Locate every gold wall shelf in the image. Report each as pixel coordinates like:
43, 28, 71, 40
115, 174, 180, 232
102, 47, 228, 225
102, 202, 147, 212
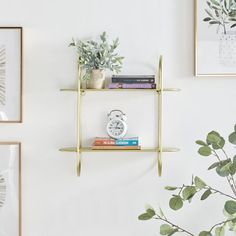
59, 56, 180, 177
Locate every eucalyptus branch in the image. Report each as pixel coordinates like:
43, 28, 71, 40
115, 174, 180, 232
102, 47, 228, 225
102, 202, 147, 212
222, 148, 230, 160
154, 214, 194, 236
221, 147, 236, 192
140, 124, 236, 236
209, 185, 236, 200
211, 149, 236, 196
209, 217, 236, 232
229, 176, 236, 195
178, 185, 185, 195
175, 184, 236, 201
212, 149, 222, 162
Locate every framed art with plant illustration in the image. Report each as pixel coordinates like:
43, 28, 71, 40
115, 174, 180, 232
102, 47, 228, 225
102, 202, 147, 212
0, 142, 21, 236
195, 0, 236, 76
0, 27, 22, 122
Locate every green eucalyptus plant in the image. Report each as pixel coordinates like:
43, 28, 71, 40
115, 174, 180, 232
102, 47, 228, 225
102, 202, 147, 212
139, 124, 236, 236
69, 32, 124, 80
203, 0, 236, 34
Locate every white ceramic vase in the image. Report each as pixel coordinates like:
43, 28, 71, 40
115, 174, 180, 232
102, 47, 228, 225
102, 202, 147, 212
87, 69, 105, 89
219, 32, 236, 67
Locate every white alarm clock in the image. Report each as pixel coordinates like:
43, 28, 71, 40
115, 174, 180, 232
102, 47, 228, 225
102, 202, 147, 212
106, 110, 127, 139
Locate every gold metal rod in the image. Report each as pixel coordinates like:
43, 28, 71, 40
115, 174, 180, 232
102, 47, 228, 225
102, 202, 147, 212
76, 65, 82, 176
157, 56, 163, 177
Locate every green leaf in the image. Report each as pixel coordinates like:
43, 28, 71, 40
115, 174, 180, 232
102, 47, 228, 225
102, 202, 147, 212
182, 186, 197, 200
231, 23, 236, 28
212, 137, 225, 149
203, 17, 212, 21
211, 5, 221, 10
138, 213, 153, 220
196, 140, 208, 146
209, 21, 220, 24
195, 176, 207, 189
229, 132, 236, 145
201, 189, 212, 200
68, 42, 76, 47
208, 162, 220, 170
160, 224, 174, 235
146, 208, 155, 217
100, 32, 107, 42
165, 186, 178, 191
225, 201, 236, 215
168, 229, 178, 236
216, 160, 232, 177
220, 162, 232, 172
198, 146, 212, 156
234, 124, 236, 132
207, 131, 221, 144
199, 231, 213, 236
229, 163, 236, 175
233, 156, 236, 167
210, 0, 220, 6
169, 196, 183, 211
216, 166, 229, 177
215, 226, 225, 236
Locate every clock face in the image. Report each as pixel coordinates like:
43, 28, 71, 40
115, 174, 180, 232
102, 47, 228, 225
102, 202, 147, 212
107, 118, 127, 139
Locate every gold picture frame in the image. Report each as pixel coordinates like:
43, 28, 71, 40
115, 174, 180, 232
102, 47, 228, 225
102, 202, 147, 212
0, 27, 23, 122
0, 142, 21, 236
195, 0, 236, 76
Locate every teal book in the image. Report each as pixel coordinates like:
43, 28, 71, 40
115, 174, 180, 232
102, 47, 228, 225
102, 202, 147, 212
116, 138, 139, 146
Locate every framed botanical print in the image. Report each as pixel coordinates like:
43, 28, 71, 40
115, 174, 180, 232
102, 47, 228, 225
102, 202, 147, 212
195, 0, 236, 76
0, 142, 21, 236
0, 27, 22, 122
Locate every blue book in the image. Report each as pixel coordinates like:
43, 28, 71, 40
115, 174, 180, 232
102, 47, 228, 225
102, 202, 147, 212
116, 138, 139, 146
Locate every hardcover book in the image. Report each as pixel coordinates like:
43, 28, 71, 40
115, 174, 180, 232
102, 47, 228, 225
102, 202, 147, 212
112, 75, 155, 84
108, 83, 156, 89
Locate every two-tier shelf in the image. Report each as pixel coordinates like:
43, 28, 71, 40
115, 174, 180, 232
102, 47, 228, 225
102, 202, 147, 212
60, 56, 180, 177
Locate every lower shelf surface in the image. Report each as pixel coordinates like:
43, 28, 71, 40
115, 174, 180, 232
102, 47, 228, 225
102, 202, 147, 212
59, 147, 180, 153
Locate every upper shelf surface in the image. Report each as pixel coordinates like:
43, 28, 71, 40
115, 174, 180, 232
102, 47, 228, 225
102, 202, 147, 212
60, 88, 181, 92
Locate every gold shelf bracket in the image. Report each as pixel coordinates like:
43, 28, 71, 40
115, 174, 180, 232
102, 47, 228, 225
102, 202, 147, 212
157, 56, 163, 177
156, 56, 180, 177
77, 65, 82, 176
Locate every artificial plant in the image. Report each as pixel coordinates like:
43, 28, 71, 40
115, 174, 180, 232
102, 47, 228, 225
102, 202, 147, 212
69, 32, 124, 79
203, 0, 236, 34
139, 124, 236, 236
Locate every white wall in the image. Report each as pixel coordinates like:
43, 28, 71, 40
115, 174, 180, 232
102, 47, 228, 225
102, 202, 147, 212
0, 0, 236, 235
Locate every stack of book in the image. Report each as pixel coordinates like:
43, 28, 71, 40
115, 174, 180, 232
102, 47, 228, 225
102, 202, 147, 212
108, 75, 156, 89
92, 137, 140, 150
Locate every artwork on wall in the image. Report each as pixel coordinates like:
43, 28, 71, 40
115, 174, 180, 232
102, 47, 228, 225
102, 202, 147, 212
0, 142, 21, 236
0, 27, 22, 122
195, 0, 236, 76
